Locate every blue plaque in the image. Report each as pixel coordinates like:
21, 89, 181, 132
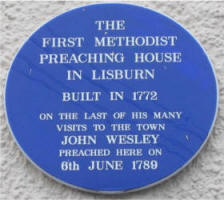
5, 3, 218, 193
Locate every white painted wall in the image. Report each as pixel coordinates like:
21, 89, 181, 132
1, 1, 223, 199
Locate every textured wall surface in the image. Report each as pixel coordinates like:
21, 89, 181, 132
0, 1, 224, 199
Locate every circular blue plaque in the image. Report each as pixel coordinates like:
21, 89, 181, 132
5, 3, 218, 193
